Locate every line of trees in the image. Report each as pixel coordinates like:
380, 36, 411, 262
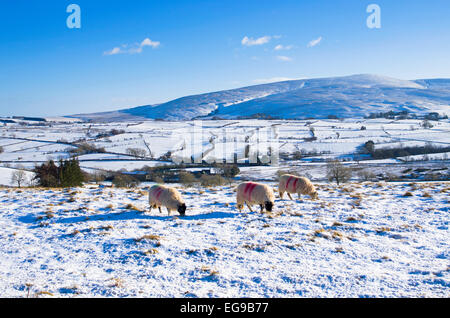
362, 140, 450, 160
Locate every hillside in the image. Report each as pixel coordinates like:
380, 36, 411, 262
71, 74, 450, 122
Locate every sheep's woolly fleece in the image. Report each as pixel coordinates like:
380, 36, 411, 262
279, 174, 317, 199
149, 185, 185, 214
236, 182, 275, 209
0, 182, 448, 297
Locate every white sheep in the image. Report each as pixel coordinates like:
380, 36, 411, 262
148, 185, 186, 216
236, 182, 275, 213
278, 174, 318, 200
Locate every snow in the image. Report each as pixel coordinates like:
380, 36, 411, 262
0, 167, 35, 187
71, 74, 450, 122
0, 117, 449, 297
0, 181, 448, 297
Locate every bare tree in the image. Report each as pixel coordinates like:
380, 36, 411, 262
11, 167, 27, 188
326, 160, 352, 185
126, 147, 147, 159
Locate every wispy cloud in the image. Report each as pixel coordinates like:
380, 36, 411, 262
104, 38, 161, 56
104, 47, 122, 56
307, 36, 322, 48
276, 55, 293, 62
241, 35, 272, 46
274, 44, 293, 51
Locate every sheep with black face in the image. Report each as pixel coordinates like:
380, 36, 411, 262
149, 185, 186, 216
236, 182, 275, 213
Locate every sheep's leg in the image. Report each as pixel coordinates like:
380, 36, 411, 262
246, 202, 253, 212
279, 191, 284, 199
298, 193, 302, 199
260, 204, 264, 213
167, 208, 171, 215
158, 207, 162, 214
237, 204, 243, 212
149, 205, 152, 213
287, 193, 294, 201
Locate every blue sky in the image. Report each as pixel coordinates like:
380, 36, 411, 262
1, 0, 449, 116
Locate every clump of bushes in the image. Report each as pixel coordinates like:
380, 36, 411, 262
34, 158, 85, 188
69, 142, 106, 156
179, 171, 198, 187
199, 174, 227, 187
357, 169, 376, 181
112, 174, 140, 188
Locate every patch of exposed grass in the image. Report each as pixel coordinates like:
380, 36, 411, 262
35, 291, 54, 297
108, 277, 125, 288
135, 234, 161, 242
125, 203, 142, 212
142, 248, 159, 255
376, 227, 391, 234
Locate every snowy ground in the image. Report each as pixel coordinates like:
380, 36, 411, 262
1, 118, 449, 175
0, 181, 448, 298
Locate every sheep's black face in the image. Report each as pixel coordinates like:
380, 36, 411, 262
265, 201, 274, 212
178, 203, 186, 216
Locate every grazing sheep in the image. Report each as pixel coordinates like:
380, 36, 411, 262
279, 174, 318, 200
149, 185, 186, 216
236, 182, 275, 213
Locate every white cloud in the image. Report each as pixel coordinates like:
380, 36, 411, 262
307, 36, 322, 48
104, 37, 160, 56
241, 35, 272, 46
253, 77, 297, 84
276, 55, 293, 62
103, 47, 122, 56
274, 44, 293, 51
141, 38, 160, 49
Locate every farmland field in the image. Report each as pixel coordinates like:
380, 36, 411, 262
0, 118, 448, 297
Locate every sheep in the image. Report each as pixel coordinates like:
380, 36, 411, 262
148, 185, 186, 216
236, 182, 275, 213
278, 174, 318, 200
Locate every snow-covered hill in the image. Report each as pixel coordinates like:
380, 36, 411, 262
71, 74, 450, 122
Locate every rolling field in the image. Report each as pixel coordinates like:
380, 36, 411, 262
0, 181, 448, 297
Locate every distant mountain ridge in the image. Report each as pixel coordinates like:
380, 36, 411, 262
71, 74, 450, 121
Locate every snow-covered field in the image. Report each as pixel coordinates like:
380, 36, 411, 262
0, 181, 448, 297
0, 118, 449, 177
0, 118, 448, 298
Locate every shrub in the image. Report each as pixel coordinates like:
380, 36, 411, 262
326, 160, 352, 185
112, 174, 140, 188
179, 171, 198, 187
422, 120, 434, 129
215, 164, 240, 178
200, 174, 227, 187
363, 140, 375, 154
357, 169, 376, 181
